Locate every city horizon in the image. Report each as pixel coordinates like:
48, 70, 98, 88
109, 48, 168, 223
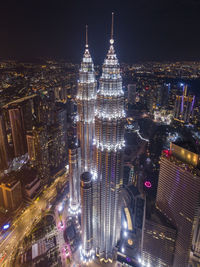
0, 3, 200, 267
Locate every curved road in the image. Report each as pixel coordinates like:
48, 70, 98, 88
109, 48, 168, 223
0, 172, 68, 267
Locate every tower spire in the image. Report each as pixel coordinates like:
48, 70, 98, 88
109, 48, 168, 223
86, 24, 88, 48
110, 12, 114, 44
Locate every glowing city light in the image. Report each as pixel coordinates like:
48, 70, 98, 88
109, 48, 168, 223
93, 139, 125, 151
95, 109, 126, 120
3, 224, 10, 230
58, 204, 63, 212
80, 247, 95, 263
163, 149, 171, 157
144, 181, 152, 188
135, 130, 149, 142
68, 203, 81, 215
126, 257, 131, 262
65, 164, 69, 170
123, 221, 127, 229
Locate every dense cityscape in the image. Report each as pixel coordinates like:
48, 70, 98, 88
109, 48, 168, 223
1, 1, 200, 267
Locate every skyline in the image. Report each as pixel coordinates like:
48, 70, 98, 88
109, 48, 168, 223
0, 0, 200, 63
1, 3, 200, 266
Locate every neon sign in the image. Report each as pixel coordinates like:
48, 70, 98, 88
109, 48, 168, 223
144, 181, 152, 188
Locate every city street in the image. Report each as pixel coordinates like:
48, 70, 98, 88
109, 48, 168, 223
0, 172, 68, 267
55, 201, 69, 267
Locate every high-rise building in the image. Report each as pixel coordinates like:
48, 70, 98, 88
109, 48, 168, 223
28, 125, 50, 183
146, 87, 156, 114
26, 103, 67, 183
68, 141, 81, 214
93, 13, 125, 262
191, 208, 200, 261
9, 107, 27, 157
26, 134, 36, 161
0, 113, 10, 170
53, 103, 68, 166
76, 25, 97, 172
156, 84, 169, 108
128, 84, 136, 105
0, 178, 22, 211
142, 208, 176, 267
156, 143, 200, 267
174, 84, 195, 123
80, 172, 94, 263
20, 97, 35, 131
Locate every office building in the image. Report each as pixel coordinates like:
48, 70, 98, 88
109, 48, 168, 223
26, 134, 36, 161
174, 84, 195, 123
0, 113, 10, 170
55, 103, 68, 162
9, 107, 27, 157
80, 172, 94, 263
156, 143, 200, 267
68, 141, 81, 214
29, 125, 50, 183
93, 13, 125, 262
191, 208, 200, 261
27, 104, 67, 183
76, 25, 97, 172
142, 208, 176, 267
156, 84, 169, 108
0, 178, 22, 211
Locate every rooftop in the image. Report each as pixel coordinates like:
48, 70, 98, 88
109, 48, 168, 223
162, 151, 200, 177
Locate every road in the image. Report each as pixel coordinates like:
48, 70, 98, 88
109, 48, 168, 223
54, 190, 73, 267
0, 172, 68, 267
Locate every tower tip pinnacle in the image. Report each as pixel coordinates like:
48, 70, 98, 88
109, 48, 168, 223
110, 12, 114, 44
85, 25, 88, 48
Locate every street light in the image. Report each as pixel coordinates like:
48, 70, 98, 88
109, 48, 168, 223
58, 204, 63, 212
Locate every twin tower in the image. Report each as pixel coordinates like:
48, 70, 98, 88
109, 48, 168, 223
68, 13, 125, 263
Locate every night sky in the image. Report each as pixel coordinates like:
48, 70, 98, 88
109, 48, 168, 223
0, 0, 200, 63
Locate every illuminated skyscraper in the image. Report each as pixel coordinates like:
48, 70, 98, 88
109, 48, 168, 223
80, 172, 94, 263
76, 25, 97, 172
93, 13, 125, 262
68, 141, 81, 214
0, 113, 9, 170
0, 178, 22, 211
174, 84, 195, 123
142, 208, 176, 267
156, 143, 200, 267
9, 107, 27, 157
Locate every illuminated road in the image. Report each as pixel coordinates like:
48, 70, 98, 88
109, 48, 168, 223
0, 172, 68, 267
55, 205, 68, 267
54, 190, 74, 267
